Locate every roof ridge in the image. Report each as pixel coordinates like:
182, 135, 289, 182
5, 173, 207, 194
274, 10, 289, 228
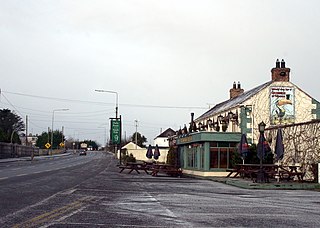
195, 81, 272, 121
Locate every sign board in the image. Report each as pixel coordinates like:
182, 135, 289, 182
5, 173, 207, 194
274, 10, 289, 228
45, 143, 51, 149
110, 119, 121, 145
80, 143, 88, 149
270, 86, 295, 125
59, 142, 64, 147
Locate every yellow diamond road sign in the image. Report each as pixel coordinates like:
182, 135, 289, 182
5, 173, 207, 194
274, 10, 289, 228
59, 142, 64, 147
45, 143, 51, 149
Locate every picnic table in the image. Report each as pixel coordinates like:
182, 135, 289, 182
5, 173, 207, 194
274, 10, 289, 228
151, 164, 182, 177
227, 164, 276, 181
227, 164, 304, 182
118, 162, 150, 174
119, 162, 182, 177
277, 165, 304, 181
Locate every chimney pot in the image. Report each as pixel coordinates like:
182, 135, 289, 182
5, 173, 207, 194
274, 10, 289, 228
271, 59, 290, 82
230, 81, 244, 99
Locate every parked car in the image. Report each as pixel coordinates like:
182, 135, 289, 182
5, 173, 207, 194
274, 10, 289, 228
79, 150, 87, 156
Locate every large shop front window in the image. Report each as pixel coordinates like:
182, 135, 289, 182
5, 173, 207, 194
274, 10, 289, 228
186, 145, 201, 169
209, 142, 236, 169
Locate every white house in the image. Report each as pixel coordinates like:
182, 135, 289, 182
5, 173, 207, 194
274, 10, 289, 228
154, 128, 176, 147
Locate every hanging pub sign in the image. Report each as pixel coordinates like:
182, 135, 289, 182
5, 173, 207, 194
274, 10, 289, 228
270, 86, 295, 125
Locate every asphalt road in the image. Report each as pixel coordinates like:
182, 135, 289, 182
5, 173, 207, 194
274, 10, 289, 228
0, 151, 108, 224
1, 152, 320, 227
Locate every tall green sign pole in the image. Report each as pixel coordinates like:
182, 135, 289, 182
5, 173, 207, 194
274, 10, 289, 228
110, 115, 122, 164
95, 89, 120, 162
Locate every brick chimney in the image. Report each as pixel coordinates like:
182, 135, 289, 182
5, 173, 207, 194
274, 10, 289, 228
229, 81, 244, 99
271, 59, 290, 82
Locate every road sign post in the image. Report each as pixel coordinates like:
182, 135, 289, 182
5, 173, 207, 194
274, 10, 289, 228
110, 116, 122, 164
45, 143, 51, 149
110, 119, 121, 145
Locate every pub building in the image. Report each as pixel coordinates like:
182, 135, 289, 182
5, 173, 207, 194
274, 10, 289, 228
176, 59, 320, 177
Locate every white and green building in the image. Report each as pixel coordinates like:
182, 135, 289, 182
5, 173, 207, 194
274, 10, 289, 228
177, 59, 320, 177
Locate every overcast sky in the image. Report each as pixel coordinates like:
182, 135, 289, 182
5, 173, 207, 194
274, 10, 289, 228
1, 0, 320, 146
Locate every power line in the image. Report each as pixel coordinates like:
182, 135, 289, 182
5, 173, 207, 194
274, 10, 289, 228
1, 93, 24, 117
0, 93, 44, 130
3, 90, 207, 110
0, 100, 114, 115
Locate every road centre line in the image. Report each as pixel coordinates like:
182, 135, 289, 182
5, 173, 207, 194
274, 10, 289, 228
43, 207, 86, 228
12, 196, 92, 228
13, 201, 83, 228
32, 171, 42, 174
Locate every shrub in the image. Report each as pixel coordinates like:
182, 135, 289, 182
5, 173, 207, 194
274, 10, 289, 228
166, 146, 178, 167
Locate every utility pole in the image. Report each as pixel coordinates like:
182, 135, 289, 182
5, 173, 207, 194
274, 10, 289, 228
62, 126, 64, 149
134, 120, 138, 149
48, 127, 50, 143
25, 115, 28, 146
51, 109, 68, 155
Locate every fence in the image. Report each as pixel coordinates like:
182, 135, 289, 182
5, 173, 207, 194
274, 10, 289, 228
0, 142, 40, 159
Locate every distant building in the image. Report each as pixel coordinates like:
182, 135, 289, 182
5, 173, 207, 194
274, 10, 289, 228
19, 134, 38, 147
119, 142, 168, 163
154, 128, 176, 147
177, 59, 320, 177
122, 142, 142, 150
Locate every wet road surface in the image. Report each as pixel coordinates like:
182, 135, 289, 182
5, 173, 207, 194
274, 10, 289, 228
1, 152, 320, 227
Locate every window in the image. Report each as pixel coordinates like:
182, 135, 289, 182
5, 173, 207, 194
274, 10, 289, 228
200, 146, 205, 169
209, 142, 237, 169
187, 146, 198, 168
220, 148, 228, 168
210, 148, 218, 168
210, 142, 217, 147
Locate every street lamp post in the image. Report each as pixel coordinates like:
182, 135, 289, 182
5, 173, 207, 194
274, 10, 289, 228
95, 90, 118, 118
51, 109, 69, 155
256, 121, 266, 183
95, 89, 120, 162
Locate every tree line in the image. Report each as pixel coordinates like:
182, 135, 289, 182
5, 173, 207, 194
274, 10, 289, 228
0, 109, 148, 150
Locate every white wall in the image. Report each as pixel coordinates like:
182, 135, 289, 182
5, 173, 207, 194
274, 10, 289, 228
154, 137, 169, 147
247, 81, 315, 144
117, 148, 168, 163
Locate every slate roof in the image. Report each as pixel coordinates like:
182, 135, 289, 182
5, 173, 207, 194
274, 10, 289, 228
155, 128, 176, 138
196, 81, 273, 121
